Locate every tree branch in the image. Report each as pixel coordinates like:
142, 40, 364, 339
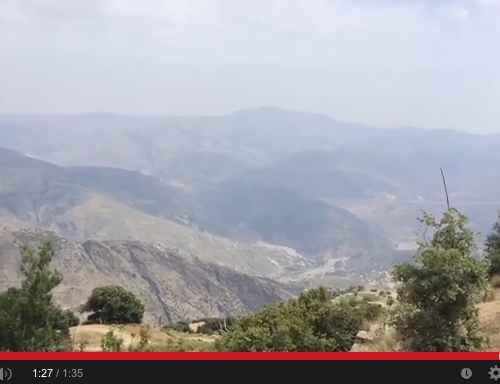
440, 167, 450, 210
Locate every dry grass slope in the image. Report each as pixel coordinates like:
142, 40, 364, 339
70, 324, 215, 351
68, 286, 500, 352
478, 289, 500, 351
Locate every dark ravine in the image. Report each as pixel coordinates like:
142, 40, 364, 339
126, 247, 176, 324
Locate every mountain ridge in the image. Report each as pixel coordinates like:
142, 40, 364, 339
2, 107, 500, 291
0, 147, 392, 279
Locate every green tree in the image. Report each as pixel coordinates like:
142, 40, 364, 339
81, 285, 145, 325
484, 211, 500, 277
389, 208, 489, 352
53, 309, 80, 329
0, 239, 71, 351
215, 286, 364, 352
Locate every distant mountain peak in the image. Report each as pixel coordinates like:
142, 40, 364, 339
235, 105, 288, 112
230, 106, 337, 122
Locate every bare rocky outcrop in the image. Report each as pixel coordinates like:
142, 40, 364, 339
0, 226, 294, 324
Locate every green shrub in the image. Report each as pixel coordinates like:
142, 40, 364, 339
101, 329, 124, 352
63, 310, 80, 327
215, 287, 364, 352
166, 321, 192, 333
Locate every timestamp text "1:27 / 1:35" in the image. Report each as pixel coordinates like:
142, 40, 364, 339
33, 369, 83, 378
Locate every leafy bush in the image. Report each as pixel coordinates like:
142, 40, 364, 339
215, 286, 364, 352
62, 309, 80, 327
101, 329, 124, 352
358, 302, 385, 322
390, 209, 489, 352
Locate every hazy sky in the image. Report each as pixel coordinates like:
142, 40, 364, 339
1, 0, 500, 133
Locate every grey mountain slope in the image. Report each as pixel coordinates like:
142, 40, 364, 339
66, 165, 192, 218
0, 226, 294, 323
0, 148, 187, 222
233, 127, 500, 202
193, 180, 393, 260
0, 147, 393, 270
228, 158, 402, 201
314, 128, 500, 199
0, 147, 311, 278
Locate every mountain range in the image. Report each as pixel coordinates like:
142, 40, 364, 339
1, 106, 499, 321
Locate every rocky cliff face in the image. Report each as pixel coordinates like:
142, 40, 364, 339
0, 226, 294, 323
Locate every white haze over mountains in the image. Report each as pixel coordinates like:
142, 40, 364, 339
1, 0, 500, 133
